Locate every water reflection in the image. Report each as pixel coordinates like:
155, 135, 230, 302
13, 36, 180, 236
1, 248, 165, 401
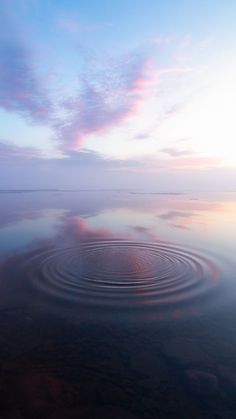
0, 192, 236, 317
1, 191, 236, 418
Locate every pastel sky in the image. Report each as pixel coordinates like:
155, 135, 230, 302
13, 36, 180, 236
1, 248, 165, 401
1, 0, 236, 190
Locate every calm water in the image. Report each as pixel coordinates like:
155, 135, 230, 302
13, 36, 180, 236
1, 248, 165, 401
0, 190, 236, 418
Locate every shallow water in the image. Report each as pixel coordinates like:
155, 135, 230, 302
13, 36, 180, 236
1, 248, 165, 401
0, 190, 236, 418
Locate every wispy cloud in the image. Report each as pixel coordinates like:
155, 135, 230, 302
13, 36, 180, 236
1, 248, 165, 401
56, 53, 157, 149
0, 38, 53, 124
0, 7, 194, 156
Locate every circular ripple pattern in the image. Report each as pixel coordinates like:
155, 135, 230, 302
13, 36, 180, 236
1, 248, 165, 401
20, 240, 220, 309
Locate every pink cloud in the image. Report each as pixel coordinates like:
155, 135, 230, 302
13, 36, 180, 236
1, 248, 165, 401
57, 55, 158, 149
56, 215, 115, 245
56, 58, 192, 151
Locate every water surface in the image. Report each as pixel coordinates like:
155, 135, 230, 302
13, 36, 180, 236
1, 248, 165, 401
0, 190, 236, 418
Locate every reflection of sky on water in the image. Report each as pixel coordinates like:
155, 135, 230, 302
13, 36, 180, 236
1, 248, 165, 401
0, 209, 66, 258
0, 191, 236, 259
0, 190, 236, 323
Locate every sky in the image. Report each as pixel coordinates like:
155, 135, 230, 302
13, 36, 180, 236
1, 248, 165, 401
0, 0, 236, 190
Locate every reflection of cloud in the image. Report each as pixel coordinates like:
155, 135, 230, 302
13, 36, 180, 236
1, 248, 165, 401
158, 210, 195, 220
56, 215, 114, 246
171, 223, 190, 230
132, 226, 150, 233
131, 225, 158, 241
158, 209, 200, 231
0, 190, 120, 231
0, 208, 45, 229
1, 191, 236, 269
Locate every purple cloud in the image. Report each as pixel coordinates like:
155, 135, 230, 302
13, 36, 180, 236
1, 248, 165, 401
0, 140, 141, 171
56, 54, 156, 149
0, 38, 53, 124
0, 141, 43, 161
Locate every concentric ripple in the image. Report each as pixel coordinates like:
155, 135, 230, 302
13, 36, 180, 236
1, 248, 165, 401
20, 240, 220, 310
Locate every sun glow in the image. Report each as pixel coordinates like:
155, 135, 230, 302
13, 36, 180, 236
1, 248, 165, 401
156, 67, 236, 167
183, 71, 236, 166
